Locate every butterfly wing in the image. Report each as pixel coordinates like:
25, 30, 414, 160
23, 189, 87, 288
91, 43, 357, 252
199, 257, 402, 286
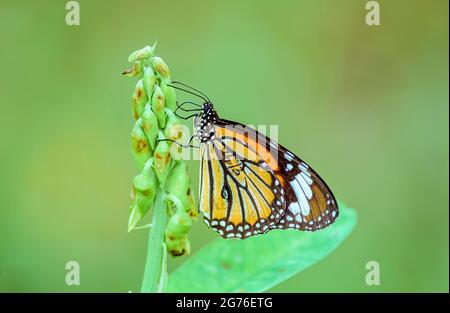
199, 119, 339, 239
198, 124, 286, 239
269, 144, 339, 232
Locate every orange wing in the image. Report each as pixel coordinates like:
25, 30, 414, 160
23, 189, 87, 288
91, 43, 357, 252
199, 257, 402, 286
215, 120, 339, 232
199, 121, 339, 239
198, 127, 285, 239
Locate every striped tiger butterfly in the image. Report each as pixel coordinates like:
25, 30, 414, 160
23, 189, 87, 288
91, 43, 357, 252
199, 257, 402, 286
169, 82, 339, 239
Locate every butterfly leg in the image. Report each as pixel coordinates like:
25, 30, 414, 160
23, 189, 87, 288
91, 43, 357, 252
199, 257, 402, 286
174, 112, 199, 120
175, 101, 202, 113
158, 135, 199, 148
176, 100, 202, 110
174, 101, 202, 120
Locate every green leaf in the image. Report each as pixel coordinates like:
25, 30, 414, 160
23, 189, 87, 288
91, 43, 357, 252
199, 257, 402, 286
167, 203, 356, 292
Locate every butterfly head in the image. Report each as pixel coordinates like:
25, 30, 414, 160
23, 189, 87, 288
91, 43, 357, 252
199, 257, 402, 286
194, 102, 219, 142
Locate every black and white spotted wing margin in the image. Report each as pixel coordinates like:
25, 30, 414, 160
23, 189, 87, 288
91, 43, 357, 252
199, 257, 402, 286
269, 145, 339, 232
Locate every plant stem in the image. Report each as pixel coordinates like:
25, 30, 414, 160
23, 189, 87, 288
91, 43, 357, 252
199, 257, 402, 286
140, 190, 168, 292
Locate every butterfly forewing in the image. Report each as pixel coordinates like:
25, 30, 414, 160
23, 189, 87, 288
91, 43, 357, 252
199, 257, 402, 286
199, 124, 286, 239
270, 146, 339, 232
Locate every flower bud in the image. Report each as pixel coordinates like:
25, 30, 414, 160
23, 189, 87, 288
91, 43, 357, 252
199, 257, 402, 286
166, 207, 192, 237
128, 44, 156, 63
186, 191, 198, 219
151, 56, 170, 80
165, 195, 192, 256
121, 61, 142, 77
163, 110, 183, 142
160, 81, 177, 111
128, 194, 151, 232
165, 235, 191, 257
151, 85, 166, 128
141, 104, 158, 150
163, 110, 185, 160
166, 161, 191, 210
132, 79, 147, 120
142, 67, 157, 98
131, 119, 153, 170
133, 158, 157, 194
128, 159, 157, 232
153, 132, 171, 187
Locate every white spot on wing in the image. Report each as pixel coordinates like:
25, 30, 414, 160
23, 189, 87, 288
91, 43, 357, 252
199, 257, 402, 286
290, 178, 311, 216
285, 152, 293, 161
296, 174, 313, 200
299, 164, 309, 174
288, 202, 300, 215
301, 172, 313, 185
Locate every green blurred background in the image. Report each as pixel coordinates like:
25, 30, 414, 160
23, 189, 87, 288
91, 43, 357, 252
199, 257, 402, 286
0, 0, 448, 292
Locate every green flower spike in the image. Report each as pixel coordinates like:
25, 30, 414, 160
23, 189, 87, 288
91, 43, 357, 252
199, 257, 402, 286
123, 42, 196, 293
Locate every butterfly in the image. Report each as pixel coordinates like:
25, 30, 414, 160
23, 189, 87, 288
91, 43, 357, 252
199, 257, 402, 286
169, 82, 339, 239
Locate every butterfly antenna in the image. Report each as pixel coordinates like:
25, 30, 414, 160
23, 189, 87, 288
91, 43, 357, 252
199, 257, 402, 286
167, 84, 209, 103
171, 81, 210, 102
